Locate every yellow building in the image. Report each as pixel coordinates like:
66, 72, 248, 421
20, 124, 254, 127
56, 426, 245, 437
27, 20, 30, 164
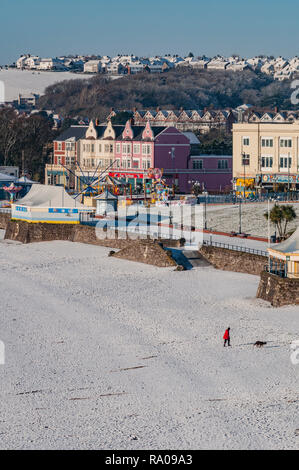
268, 228, 299, 278
233, 121, 299, 192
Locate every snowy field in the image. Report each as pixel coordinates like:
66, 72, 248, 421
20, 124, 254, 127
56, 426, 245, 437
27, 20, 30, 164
0, 229, 298, 449
205, 202, 299, 238
0, 69, 91, 101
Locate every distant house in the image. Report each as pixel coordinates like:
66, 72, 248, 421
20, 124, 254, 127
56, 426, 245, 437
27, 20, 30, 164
125, 63, 146, 74
84, 60, 102, 73
207, 59, 229, 70
226, 62, 249, 71
105, 63, 124, 74
16, 93, 39, 108
37, 58, 66, 70
16, 55, 40, 69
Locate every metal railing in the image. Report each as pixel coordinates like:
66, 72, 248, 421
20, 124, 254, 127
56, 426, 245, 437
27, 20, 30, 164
203, 239, 267, 257
197, 192, 299, 205
264, 263, 287, 278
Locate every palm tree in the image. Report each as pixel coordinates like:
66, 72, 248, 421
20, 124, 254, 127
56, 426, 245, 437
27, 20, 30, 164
264, 204, 297, 239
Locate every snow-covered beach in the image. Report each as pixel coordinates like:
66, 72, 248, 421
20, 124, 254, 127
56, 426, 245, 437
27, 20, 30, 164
0, 229, 298, 449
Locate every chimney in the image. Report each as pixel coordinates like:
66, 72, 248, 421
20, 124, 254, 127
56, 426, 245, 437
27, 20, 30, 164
156, 106, 160, 112
274, 106, 278, 113
130, 117, 135, 125
180, 106, 183, 112
95, 118, 99, 126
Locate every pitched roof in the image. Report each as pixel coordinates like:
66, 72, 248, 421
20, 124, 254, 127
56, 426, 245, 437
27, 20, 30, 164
55, 125, 88, 142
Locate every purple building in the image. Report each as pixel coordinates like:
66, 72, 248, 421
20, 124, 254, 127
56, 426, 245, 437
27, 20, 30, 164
112, 120, 232, 192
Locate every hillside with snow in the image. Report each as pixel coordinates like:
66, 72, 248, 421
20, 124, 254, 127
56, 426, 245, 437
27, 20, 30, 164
0, 69, 90, 101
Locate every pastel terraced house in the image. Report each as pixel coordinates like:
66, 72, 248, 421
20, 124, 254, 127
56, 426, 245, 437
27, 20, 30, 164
45, 120, 232, 193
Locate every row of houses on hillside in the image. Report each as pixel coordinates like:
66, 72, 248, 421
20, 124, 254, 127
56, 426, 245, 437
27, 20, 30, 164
13, 53, 299, 80
241, 108, 299, 124
107, 108, 236, 133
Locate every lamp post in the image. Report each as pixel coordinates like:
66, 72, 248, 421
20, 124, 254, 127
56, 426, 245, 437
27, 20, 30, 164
204, 193, 207, 230
169, 147, 175, 194
239, 198, 242, 234
288, 153, 290, 193
241, 152, 246, 199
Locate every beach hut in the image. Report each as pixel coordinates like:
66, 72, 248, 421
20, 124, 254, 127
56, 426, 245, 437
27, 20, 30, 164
268, 227, 299, 278
94, 189, 118, 216
11, 184, 91, 224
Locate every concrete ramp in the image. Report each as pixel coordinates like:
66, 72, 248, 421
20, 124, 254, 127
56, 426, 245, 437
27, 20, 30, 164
167, 248, 211, 270
182, 250, 211, 268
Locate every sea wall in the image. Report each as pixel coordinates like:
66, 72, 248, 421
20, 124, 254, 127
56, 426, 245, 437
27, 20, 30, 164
5, 220, 74, 243
199, 245, 266, 276
0, 212, 10, 230
5, 220, 182, 247
256, 270, 299, 307
4, 220, 180, 267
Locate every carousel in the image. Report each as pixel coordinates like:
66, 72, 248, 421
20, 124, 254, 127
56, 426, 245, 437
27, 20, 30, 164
3, 182, 22, 202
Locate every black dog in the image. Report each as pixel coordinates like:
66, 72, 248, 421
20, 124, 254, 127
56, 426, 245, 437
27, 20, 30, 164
254, 341, 267, 348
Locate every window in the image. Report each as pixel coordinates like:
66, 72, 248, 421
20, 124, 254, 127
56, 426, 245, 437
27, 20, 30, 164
218, 159, 228, 169
242, 154, 250, 166
122, 143, 131, 154
66, 142, 75, 151
280, 139, 292, 148
122, 160, 127, 169
127, 160, 131, 168
133, 144, 140, 154
104, 144, 110, 153
133, 160, 139, 168
142, 159, 151, 169
91, 144, 95, 153
192, 159, 203, 170
142, 144, 151, 155
261, 156, 273, 168
242, 137, 250, 146
57, 142, 62, 151
57, 156, 62, 164
99, 144, 102, 153
116, 143, 120, 153
110, 144, 113, 153
280, 156, 292, 169
261, 138, 273, 147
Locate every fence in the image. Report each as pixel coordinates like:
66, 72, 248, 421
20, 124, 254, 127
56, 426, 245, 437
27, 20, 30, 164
202, 239, 267, 257
264, 262, 287, 278
197, 192, 299, 205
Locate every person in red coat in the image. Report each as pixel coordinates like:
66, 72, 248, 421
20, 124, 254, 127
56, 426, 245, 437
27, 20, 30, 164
223, 327, 231, 347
